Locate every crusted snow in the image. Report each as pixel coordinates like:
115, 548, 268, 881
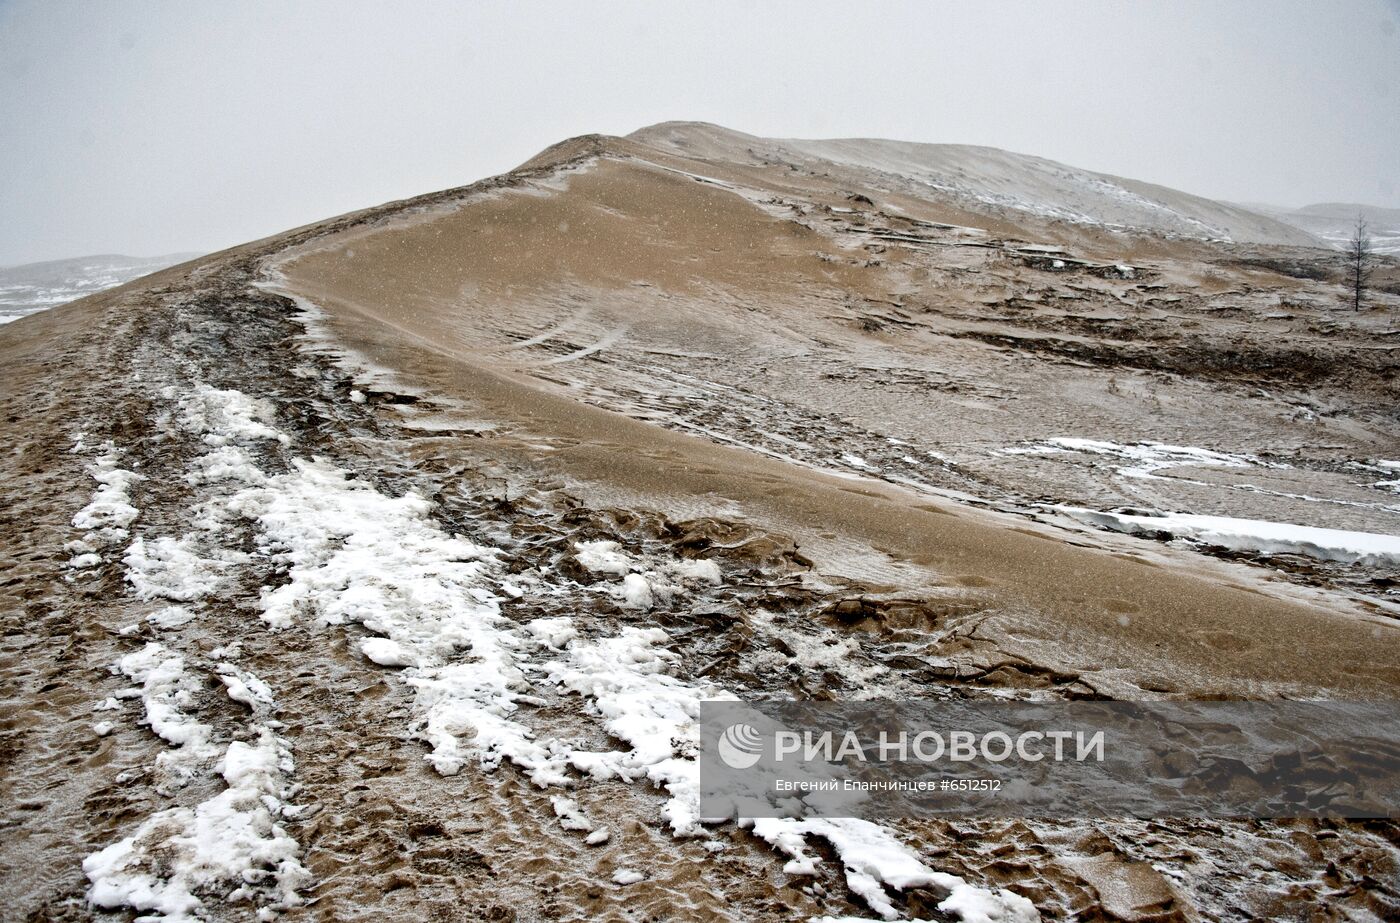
842, 453, 878, 471
574, 538, 723, 607
360, 637, 419, 667
222, 459, 532, 779
749, 817, 1037, 921
171, 388, 563, 783
89, 625, 307, 921
524, 616, 579, 649
217, 664, 276, 714
541, 625, 727, 835
673, 557, 722, 584
550, 795, 596, 833
174, 383, 286, 446
747, 609, 888, 691
573, 539, 635, 575
148, 605, 197, 628
185, 444, 268, 486
1369, 460, 1400, 494
618, 572, 655, 609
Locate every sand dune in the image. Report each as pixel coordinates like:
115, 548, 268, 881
3, 122, 1398, 921
277, 124, 1398, 698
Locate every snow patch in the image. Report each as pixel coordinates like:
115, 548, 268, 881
84, 728, 309, 921
751, 817, 1037, 921
674, 557, 722, 585
175, 384, 285, 446
748, 610, 887, 692
70, 444, 142, 563
618, 572, 655, 610
155, 381, 1031, 921
573, 539, 635, 575
115, 643, 220, 790
124, 535, 226, 602
525, 616, 579, 650
219, 458, 551, 781
148, 605, 197, 628
541, 625, 729, 836
550, 795, 596, 833
1009, 438, 1276, 480
217, 664, 276, 714
842, 453, 878, 471
574, 539, 723, 606
360, 637, 419, 667
185, 444, 268, 486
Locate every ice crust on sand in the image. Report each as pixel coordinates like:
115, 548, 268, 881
1006, 439, 1275, 480
1058, 506, 1400, 567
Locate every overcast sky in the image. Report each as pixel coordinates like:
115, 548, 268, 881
1, 0, 1397, 265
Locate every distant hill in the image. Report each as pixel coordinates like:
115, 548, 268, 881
0, 252, 200, 324
1242, 202, 1400, 255
629, 121, 1322, 247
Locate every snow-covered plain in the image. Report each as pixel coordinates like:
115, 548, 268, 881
0, 253, 198, 324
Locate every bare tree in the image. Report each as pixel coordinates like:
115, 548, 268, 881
1347, 215, 1373, 312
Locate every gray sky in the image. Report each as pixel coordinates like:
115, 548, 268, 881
2, 0, 1398, 265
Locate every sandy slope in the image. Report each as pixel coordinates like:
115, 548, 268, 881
277, 128, 1399, 699
2, 123, 1398, 921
